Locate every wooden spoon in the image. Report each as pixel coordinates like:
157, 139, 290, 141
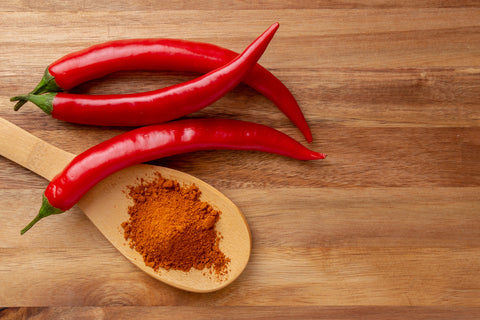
0, 117, 251, 293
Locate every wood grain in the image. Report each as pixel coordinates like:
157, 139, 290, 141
0, 0, 479, 319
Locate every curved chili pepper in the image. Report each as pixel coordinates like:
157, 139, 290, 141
12, 23, 279, 127
11, 24, 312, 142
21, 118, 325, 234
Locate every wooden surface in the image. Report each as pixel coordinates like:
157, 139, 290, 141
1, 1, 479, 319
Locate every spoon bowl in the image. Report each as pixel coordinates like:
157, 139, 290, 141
0, 116, 251, 292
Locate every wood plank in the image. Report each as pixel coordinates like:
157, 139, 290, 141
1, 187, 478, 249
2, 9, 480, 41
1, 10, 480, 69
3, 59, 480, 139
4, 67, 480, 128
1, 126, 477, 189
2, 306, 480, 320
1, 247, 479, 306
3, 0, 480, 12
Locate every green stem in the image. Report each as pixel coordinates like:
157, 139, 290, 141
12, 100, 28, 111
10, 92, 56, 115
12, 67, 62, 111
21, 195, 64, 235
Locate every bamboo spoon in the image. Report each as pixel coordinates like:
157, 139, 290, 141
0, 117, 251, 293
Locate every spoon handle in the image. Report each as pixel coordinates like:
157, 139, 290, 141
0, 117, 74, 181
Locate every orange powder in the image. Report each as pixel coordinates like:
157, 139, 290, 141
121, 173, 230, 277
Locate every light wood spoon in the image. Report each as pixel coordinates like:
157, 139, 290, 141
0, 116, 251, 293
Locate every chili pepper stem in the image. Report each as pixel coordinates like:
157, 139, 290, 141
10, 92, 56, 115
12, 100, 28, 111
21, 195, 64, 235
12, 68, 61, 111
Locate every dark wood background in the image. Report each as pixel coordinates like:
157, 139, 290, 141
1, 1, 479, 319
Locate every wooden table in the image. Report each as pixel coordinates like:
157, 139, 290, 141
1, 1, 479, 319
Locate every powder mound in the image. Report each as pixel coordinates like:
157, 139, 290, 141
121, 173, 230, 277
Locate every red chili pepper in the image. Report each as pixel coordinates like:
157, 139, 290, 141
20, 118, 325, 234
12, 23, 312, 142
11, 23, 280, 126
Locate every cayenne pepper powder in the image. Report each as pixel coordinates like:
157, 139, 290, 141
121, 173, 230, 277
